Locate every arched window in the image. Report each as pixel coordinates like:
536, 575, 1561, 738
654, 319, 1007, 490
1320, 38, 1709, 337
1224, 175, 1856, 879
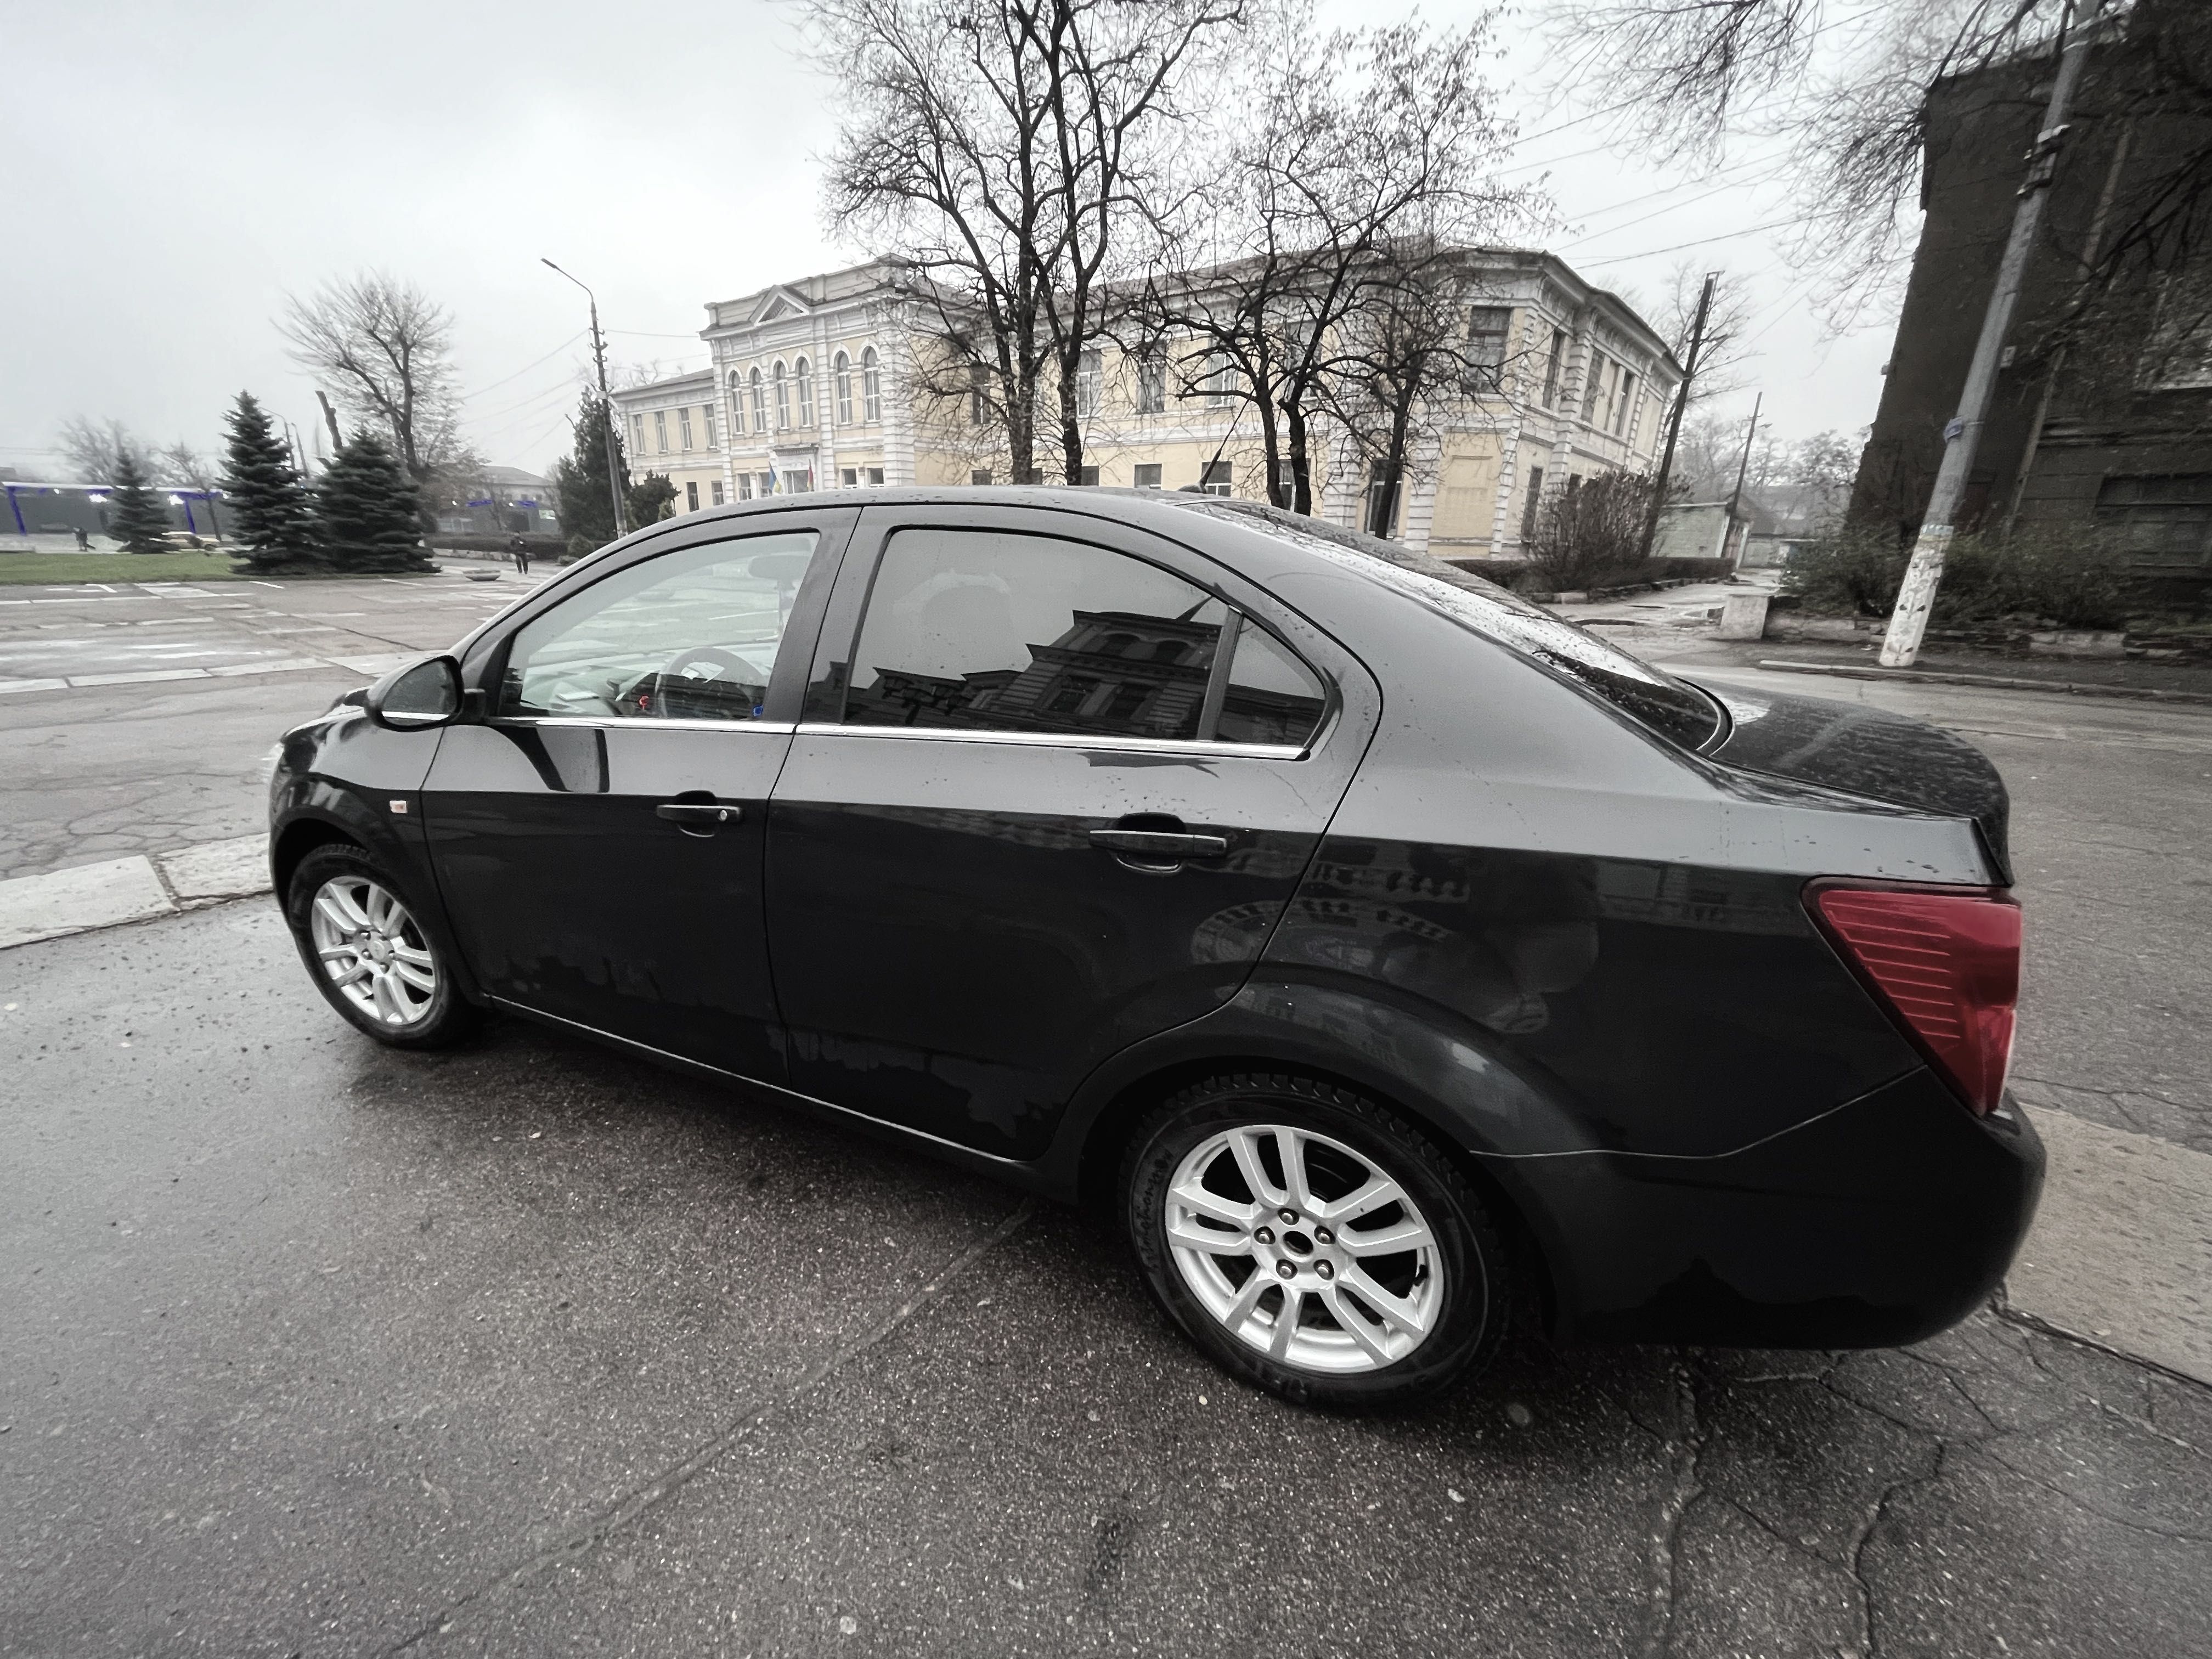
861, 346, 882, 422
748, 368, 766, 434
727, 371, 746, 436
795, 357, 814, 427
1149, 640, 1188, 664
833, 352, 853, 425
772, 361, 789, 431
1099, 631, 1138, 659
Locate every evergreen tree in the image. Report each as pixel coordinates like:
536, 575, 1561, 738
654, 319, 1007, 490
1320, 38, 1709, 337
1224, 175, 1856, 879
629, 471, 677, 527
318, 431, 434, 573
550, 392, 631, 555
221, 392, 320, 572
106, 450, 173, 555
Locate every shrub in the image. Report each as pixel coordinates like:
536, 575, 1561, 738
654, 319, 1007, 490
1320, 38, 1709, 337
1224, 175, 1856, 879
1784, 523, 2132, 628
1525, 472, 1656, 591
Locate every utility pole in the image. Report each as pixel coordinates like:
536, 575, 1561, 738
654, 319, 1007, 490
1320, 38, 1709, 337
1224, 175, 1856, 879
1880, 8, 2097, 667
1721, 391, 1763, 562
1639, 271, 1717, 561
542, 258, 630, 539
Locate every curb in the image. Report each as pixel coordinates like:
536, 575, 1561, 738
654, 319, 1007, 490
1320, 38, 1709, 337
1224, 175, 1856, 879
1753, 657, 2212, 707
0, 836, 271, 950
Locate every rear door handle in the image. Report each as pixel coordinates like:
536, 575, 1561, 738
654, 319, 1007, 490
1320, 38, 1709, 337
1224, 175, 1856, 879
1088, 828, 1228, 859
656, 800, 742, 835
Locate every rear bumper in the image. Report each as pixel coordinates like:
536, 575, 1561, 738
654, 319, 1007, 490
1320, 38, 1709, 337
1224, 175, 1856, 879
1489, 1070, 2045, 1348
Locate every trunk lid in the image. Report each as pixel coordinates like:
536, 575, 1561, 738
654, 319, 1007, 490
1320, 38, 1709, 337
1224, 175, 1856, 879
1688, 678, 2013, 883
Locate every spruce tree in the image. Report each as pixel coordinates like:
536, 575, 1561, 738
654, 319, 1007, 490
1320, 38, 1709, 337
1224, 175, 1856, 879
629, 470, 677, 527
221, 392, 320, 572
551, 392, 630, 554
318, 431, 434, 573
106, 450, 173, 555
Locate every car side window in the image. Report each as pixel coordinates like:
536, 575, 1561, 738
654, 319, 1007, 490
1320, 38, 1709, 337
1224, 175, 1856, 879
498, 531, 817, 722
1217, 621, 1328, 746
837, 526, 1326, 748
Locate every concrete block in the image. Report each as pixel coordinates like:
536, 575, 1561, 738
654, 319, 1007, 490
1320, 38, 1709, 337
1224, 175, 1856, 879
159, 836, 272, 902
1714, 592, 1771, 641
2008, 1107, 2212, 1386
0, 856, 175, 950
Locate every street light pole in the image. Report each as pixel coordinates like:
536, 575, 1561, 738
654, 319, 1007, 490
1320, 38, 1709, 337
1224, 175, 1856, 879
542, 258, 630, 540
1879, 8, 2097, 668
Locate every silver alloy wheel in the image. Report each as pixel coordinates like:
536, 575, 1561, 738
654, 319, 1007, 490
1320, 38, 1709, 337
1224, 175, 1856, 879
308, 874, 437, 1027
1164, 1123, 1446, 1374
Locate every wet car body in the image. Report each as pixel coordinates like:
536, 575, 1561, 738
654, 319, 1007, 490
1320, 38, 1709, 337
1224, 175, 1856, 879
270, 489, 2042, 1352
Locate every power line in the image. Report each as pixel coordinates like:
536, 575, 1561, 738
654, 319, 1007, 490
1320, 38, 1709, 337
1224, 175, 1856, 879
1575, 206, 1853, 267
462, 331, 587, 400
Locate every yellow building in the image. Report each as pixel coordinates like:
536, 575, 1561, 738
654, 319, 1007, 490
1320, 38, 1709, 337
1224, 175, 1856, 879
611, 251, 1679, 562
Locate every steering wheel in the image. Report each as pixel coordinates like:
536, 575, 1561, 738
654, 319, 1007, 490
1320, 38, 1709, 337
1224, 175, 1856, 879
647, 646, 757, 719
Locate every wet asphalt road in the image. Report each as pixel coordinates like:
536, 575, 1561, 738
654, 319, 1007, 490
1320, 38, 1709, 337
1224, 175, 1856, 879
6, 904, 2210, 1657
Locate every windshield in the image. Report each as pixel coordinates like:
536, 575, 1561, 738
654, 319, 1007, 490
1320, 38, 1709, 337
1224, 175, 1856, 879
1168, 498, 1723, 752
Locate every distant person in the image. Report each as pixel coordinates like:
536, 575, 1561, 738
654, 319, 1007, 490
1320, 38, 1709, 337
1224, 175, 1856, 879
74, 527, 91, 551
510, 534, 531, 575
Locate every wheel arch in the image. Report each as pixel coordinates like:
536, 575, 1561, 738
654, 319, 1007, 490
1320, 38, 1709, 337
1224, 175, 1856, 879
271, 814, 363, 901
1068, 1051, 1563, 1338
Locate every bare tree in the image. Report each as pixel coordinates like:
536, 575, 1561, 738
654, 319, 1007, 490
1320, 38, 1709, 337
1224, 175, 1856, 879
151, 443, 219, 492
55, 415, 143, 484
1552, 0, 2212, 340
815, 0, 1239, 486
278, 273, 465, 487
1638, 262, 1755, 407
1139, 9, 1527, 513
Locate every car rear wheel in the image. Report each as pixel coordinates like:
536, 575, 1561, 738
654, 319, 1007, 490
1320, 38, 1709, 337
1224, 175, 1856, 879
1122, 1073, 1508, 1409
285, 843, 478, 1049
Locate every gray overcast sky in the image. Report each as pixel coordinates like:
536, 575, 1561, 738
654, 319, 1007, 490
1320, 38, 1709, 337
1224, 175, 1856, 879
0, 0, 1892, 481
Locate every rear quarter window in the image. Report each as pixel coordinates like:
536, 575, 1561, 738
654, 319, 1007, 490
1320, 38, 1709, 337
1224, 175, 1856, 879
1170, 498, 1722, 752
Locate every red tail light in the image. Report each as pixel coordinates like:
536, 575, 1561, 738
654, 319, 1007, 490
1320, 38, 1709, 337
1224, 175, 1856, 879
1807, 881, 2021, 1115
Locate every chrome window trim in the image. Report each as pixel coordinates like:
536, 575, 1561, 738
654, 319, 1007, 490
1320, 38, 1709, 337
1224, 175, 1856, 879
793, 721, 1308, 761
490, 716, 799, 735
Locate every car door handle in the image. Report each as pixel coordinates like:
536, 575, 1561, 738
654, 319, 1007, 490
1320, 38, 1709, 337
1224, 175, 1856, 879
1088, 828, 1228, 859
656, 801, 742, 832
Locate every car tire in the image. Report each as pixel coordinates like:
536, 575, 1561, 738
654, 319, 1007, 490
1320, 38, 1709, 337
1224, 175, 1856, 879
284, 842, 479, 1049
1122, 1073, 1508, 1410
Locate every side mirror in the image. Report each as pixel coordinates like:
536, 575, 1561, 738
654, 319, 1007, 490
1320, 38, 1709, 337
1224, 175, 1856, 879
365, 654, 466, 730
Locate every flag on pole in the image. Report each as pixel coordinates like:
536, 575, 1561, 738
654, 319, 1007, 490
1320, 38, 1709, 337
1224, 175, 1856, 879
765, 461, 780, 495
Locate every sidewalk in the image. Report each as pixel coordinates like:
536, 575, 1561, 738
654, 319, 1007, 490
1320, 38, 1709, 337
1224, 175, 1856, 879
3, 827, 2205, 1390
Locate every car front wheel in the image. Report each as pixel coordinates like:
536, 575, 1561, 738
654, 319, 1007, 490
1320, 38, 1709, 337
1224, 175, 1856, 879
285, 843, 478, 1049
1122, 1073, 1508, 1409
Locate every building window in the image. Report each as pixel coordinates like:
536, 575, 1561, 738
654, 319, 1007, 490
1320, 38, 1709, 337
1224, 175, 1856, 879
1276, 459, 1295, 502
653, 410, 668, 453
679, 409, 694, 450
749, 369, 766, 433
1075, 348, 1102, 416
1202, 459, 1232, 496
756, 471, 775, 497
1581, 354, 1607, 422
787, 466, 814, 493
840, 467, 858, 488
703, 404, 717, 448
1078, 465, 1101, 486
1202, 352, 1239, 408
1467, 306, 1511, 374
711, 479, 725, 505
773, 362, 790, 431
1612, 371, 1638, 437
1137, 350, 1165, 415
631, 413, 646, 452
867, 466, 884, 485
738, 474, 754, 500
862, 347, 882, 421
971, 469, 992, 486
1134, 462, 1161, 488
1521, 466, 1545, 538
834, 352, 853, 424
728, 373, 745, 436
795, 358, 813, 427
685, 480, 699, 511
970, 363, 990, 426
2095, 473, 2212, 567
1542, 330, 1566, 407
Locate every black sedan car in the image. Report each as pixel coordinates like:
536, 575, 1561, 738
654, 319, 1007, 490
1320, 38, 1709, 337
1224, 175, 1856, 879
270, 489, 2040, 1408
